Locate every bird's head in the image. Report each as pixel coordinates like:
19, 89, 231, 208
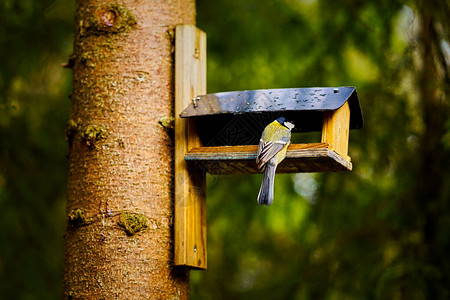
276, 117, 295, 131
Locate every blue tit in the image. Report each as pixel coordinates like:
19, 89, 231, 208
256, 117, 295, 206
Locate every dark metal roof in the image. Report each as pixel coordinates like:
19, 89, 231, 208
180, 87, 363, 130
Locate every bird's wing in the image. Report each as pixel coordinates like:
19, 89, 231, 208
256, 139, 265, 164
256, 139, 289, 171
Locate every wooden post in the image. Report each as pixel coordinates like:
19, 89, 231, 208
174, 25, 207, 269
321, 101, 351, 160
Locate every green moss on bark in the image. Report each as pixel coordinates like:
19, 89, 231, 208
65, 121, 108, 148
80, 125, 108, 148
65, 119, 79, 146
158, 116, 175, 130
118, 212, 149, 236
67, 209, 86, 228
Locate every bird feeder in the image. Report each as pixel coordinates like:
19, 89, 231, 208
181, 86, 363, 174
173, 25, 363, 269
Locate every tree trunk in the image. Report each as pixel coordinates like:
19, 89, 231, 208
63, 0, 195, 298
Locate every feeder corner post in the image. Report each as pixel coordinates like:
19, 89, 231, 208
321, 101, 351, 161
174, 24, 207, 269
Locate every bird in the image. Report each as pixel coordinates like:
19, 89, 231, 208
256, 117, 295, 206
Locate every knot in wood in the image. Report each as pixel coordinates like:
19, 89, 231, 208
85, 4, 137, 35
100, 9, 117, 27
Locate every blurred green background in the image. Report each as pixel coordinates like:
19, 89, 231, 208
1, 0, 449, 299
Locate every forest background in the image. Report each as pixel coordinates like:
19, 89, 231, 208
0, 0, 449, 299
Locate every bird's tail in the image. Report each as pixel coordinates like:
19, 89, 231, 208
257, 163, 276, 206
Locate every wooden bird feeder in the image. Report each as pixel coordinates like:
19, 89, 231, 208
174, 25, 363, 269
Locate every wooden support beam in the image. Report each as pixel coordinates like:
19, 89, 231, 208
185, 143, 352, 174
321, 101, 351, 160
174, 25, 207, 269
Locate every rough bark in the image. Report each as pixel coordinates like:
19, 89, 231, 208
63, 0, 195, 299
